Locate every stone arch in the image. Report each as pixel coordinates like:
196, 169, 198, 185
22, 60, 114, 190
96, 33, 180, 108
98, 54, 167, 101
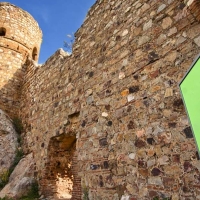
41, 133, 81, 200
32, 47, 38, 61
0, 27, 6, 36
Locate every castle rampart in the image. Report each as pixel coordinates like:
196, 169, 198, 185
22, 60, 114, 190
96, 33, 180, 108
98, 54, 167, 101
19, 0, 200, 199
1, 0, 200, 199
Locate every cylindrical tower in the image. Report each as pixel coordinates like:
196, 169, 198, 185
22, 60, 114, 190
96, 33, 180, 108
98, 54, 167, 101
0, 2, 42, 117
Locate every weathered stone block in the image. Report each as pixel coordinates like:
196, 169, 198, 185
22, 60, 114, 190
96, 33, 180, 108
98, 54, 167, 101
148, 177, 163, 186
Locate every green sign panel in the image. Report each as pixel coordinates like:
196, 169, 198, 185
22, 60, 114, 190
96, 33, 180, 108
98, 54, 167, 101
179, 54, 200, 155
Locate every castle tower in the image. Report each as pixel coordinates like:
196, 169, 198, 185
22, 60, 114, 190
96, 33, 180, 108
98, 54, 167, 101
0, 2, 42, 117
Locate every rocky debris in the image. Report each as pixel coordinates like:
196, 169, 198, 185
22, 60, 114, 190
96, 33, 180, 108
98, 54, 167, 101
0, 153, 35, 199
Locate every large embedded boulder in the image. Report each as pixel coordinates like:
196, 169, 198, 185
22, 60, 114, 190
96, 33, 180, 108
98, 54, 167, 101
0, 153, 35, 198
0, 109, 18, 173
0, 110, 35, 199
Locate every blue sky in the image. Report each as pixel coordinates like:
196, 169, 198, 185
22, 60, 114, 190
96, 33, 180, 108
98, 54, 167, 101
6, 0, 96, 63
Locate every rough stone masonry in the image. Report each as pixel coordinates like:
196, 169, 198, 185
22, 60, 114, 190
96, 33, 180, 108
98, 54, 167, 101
0, 2, 42, 118
1, 0, 200, 199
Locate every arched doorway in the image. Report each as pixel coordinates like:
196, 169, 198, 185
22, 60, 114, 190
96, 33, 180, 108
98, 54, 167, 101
42, 134, 81, 200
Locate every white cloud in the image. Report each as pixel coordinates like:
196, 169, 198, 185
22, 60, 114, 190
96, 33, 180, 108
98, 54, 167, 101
40, 9, 49, 23
28, 4, 50, 24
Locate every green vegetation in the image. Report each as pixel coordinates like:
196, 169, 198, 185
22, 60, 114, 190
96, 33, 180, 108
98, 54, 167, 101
82, 186, 89, 200
0, 148, 23, 189
0, 105, 38, 200
0, 182, 39, 200
0, 196, 13, 200
153, 197, 171, 200
12, 117, 24, 147
0, 118, 38, 199
64, 33, 74, 53
9, 148, 23, 173
12, 117, 23, 135
20, 182, 39, 200
0, 117, 24, 191
0, 117, 24, 187
0, 170, 10, 189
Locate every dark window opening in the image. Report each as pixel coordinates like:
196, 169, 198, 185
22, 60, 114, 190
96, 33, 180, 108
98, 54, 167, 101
32, 47, 38, 61
0, 28, 6, 36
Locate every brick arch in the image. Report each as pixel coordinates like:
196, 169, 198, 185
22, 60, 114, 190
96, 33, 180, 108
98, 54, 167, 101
185, 0, 200, 21
40, 134, 81, 200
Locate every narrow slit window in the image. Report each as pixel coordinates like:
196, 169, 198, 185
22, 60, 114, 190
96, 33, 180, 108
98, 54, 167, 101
0, 27, 6, 36
32, 47, 37, 61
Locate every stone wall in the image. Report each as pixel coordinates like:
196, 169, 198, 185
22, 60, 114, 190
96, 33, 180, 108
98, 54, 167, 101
0, 2, 42, 117
19, 0, 200, 199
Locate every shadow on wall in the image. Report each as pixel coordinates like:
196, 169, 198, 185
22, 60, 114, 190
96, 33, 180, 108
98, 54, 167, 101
0, 59, 82, 199
0, 61, 28, 118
